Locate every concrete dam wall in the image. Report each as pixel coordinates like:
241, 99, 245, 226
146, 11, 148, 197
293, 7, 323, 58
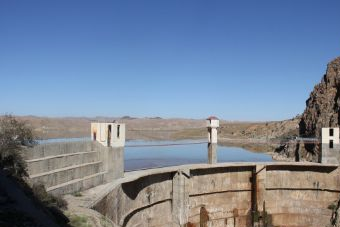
21, 138, 340, 227
92, 163, 340, 227
23, 141, 124, 195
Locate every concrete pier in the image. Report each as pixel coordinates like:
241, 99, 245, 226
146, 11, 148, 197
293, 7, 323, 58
208, 143, 217, 164
172, 169, 190, 226
207, 116, 219, 164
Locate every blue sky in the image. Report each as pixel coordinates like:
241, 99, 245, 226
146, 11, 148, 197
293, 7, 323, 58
1, 1, 340, 121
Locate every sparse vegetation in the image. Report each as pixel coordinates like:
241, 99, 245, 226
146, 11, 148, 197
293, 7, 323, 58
0, 114, 36, 177
253, 210, 261, 222
329, 202, 337, 210
0, 115, 71, 227
73, 191, 83, 197
68, 214, 90, 227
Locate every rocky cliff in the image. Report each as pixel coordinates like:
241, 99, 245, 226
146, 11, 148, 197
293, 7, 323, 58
300, 57, 340, 138
275, 57, 340, 162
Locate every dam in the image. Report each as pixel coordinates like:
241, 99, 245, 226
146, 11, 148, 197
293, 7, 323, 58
93, 162, 339, 227
22, 119, 340, 227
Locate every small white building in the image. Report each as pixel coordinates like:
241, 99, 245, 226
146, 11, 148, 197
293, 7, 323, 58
91, 122, 125, 147
206, 116, 219, 144
322, 128, 340, 146
321, 127, 340, 164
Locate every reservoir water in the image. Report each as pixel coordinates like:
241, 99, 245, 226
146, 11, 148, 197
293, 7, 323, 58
38, 138, 273, 171
125, 140, 272, 171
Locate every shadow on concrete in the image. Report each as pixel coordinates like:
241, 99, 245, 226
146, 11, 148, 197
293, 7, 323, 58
266, 164, 337, 173
121, 172, 174, 200
122, 199, 171, 227
190, 166, 254, 177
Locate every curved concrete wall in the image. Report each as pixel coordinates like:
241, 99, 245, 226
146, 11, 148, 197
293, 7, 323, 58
93, 163, 340, 227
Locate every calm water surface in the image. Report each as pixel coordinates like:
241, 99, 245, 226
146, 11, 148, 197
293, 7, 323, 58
125, 140, 272, 171
38, 138, 273, 171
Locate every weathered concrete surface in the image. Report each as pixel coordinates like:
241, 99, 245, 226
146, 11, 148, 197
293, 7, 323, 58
208, 143, 217, 164
172, 170, 190, 225
30, 161, 103, 188
23, 141, 124, 195
22, 141, 340, 227
91, 162, 340, 227
93, 142, 124, 182
91, 122, 126, 148
27, 150, 100, 175
23, 141, 94, 160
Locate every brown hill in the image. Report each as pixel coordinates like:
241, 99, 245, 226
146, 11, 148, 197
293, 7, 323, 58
1, 115, 299, 154
11, 116, 207, 140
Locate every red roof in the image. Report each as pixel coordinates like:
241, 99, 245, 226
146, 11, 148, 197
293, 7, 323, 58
207, 116, 219, 120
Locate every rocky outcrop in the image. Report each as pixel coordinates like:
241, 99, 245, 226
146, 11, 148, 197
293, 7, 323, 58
274, 140, 318, 162
275, 57, 340, 162
300, 57, 340, 138
300, 57, 340, 161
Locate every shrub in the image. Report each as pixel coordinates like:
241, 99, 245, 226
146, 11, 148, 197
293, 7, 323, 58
0, 115, 36, 177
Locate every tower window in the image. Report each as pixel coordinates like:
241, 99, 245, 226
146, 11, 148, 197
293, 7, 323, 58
117, 125, 120, 138
330, 128, 334, 136
330, 140, 334, 149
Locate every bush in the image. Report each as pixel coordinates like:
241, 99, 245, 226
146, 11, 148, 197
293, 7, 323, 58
0, 115, 36, 177
0, 115, 70, 226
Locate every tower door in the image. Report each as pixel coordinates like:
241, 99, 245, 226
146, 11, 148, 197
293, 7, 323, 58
107, 125, 112, 147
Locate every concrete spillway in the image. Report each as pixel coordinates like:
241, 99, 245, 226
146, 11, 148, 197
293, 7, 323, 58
92, 162, 340, 227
